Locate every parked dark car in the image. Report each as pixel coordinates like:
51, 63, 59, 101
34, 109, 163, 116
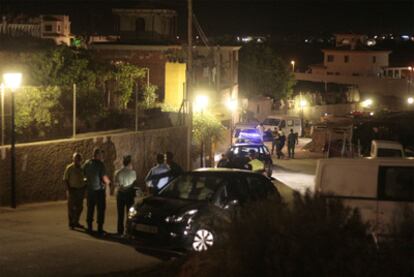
126, 169, 280, 253
226, 143, 273, 177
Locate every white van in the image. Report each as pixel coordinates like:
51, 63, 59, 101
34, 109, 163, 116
262, 115, 302, 135
370, 140, 405, 158
315, 158, 414, 234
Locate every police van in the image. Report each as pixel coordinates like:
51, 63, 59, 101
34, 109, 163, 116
262, 115, 302, 136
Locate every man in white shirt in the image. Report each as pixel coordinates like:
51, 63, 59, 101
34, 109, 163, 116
145, 153, 171, 194
114, 155, 136, 235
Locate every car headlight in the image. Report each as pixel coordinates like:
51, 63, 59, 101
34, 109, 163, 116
128, 207, 138, 219
165, 209, 198, 223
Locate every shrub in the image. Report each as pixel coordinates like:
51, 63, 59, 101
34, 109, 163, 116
180, 192, 413, 277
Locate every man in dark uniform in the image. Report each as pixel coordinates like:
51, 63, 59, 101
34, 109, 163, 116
63, 153, 85, 229
166, 151, 183, 179
83, 148, 110, 235
287, 129, 299, 158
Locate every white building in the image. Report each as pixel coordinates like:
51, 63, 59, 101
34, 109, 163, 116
296, 34, 411, 98
0, 15, 72, 45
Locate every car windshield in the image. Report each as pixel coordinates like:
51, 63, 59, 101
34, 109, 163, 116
263, 118, 281, 126
159, 173, 226, 201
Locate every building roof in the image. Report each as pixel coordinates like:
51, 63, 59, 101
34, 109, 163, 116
322, 47, 391, 54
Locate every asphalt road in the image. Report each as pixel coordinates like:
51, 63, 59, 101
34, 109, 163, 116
0, 199, 160, 277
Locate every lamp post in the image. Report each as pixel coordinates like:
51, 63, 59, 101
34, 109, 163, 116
291, 60, 295, 72
3, 72, 22, 209
226, 98, 238, 145
299, 94, 307, 137
1, 83, 4, 146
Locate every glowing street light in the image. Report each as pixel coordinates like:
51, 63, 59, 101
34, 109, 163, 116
3, 72, 22, 209
299, 99, 308, 108
291, 60, 295, 72
361, 98, 373, 108
194, 94, 209, 113
3, 73, 22, 91
408, 97, 414, 105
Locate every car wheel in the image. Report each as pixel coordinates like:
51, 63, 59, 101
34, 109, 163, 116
265, 162, 273, 177
192, 228, 214, 252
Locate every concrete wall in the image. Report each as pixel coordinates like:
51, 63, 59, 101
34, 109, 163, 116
0, 126, 188, 206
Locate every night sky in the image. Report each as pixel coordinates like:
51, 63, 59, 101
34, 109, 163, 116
1, 0, 413, 36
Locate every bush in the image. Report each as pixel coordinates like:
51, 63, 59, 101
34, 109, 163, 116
180, 192, 414, 277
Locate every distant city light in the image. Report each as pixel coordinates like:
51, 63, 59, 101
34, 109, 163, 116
401, 35, 410, 40
408, 97, 414, 105
408, 66, 413, 71
366, 39, 376, 46
241, 37, 253, 42
369, 112, 375, 116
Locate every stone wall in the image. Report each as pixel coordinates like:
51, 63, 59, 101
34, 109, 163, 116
0, 126, 188, 206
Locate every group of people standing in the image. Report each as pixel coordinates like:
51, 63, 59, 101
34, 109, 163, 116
266, 126, 299, 159
63, 149, 182, 237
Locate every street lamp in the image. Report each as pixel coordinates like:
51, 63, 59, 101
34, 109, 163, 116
408, 97, 414, 105
291, 60, 295, 72
194, 94, 209, 113
3, 72, 22, 209
361, 98, 373, 108
226, 98, 238, 145
299, 97, 307, 137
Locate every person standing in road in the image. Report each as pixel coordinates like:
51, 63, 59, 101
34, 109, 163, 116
287, 129, 299, 159
114, 155, 136, 236
271, 127, 279, 155
145, 153, 171, 194
83, 148, 110, 235
63, 152, 86, 230
277, 128, 286, 159
166, 151, 183, 179
256, 123, 265, 139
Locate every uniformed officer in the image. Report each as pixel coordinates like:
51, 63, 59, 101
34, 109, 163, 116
63, 152, 86, 229
83, 148, 110, 235
246, 150, 265, 173
114, 155, 137, 236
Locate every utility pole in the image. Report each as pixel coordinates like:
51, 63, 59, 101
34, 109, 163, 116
72, 84, 76, 138
186, 0, 193, 170
1, 83, 4, 145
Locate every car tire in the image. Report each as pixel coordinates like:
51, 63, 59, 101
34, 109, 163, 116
265, 162, 273, 177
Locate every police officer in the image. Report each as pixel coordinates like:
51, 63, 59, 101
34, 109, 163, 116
63, 152, 86, 229
114, 155, 136, 236
246, 150, 265, 173
83, 148, 110, 235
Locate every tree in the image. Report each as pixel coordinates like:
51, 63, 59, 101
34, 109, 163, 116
192, 113, 224, 165
112, 62, 145, 109
140, 84, 159, 110
15, 86, 62, 134
239, 43, 296, 99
